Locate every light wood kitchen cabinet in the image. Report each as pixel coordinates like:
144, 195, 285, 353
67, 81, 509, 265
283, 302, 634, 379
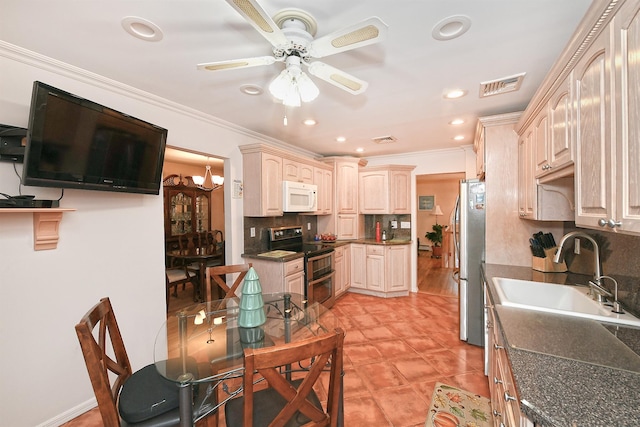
533, 111, 549, 178
335, 159, 359, 214
518, 128, 536, 218
546, 74, 574, 176
350, 244, 366, 289
247, 257, 305, 295
241, 148, 283, 217
475, 125, 485, 179
574, 28, 614, 230
334, 244, 350, 297
349, 243, 409, 297
486, 287, 533, 427
283, 158, 314, 183
313, 166, 333, 215
359, 165, 414, 214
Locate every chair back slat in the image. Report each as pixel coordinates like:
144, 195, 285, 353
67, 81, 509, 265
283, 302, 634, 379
241, 328, 344, 427
206, 263, 252, 302
75, 297, 131, 426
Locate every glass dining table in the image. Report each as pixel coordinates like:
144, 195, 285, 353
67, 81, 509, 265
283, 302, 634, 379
153, 293, 343, 427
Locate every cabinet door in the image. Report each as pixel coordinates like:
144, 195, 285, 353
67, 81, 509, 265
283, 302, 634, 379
350, 244, 366, 289
518, 129, 536, 218
549, 74, 573, 170
314, 167, 333, 215
614, 0, 640, 233
336, 214, 358, 240
533, 112, 550, 177
194, 193, 210, 233
283, 159, 313, 184
359, 170, 388, 214
336, 161, 358, 213
168, 190, 193, 236
385, 245, 409, 292
475, 126, 485, 178
574, 30, 614, 229
366, 252, 385, 291
390, 170, 411, 214
334, 246, 344, 296
284, 271, 305, 295
262, 153, 284, 216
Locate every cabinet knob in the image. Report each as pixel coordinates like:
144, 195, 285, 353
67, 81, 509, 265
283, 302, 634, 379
599, 218, 622, 228
493, 410, 502, 418
494, 343, 504, 350
504, 391, 517, 402
494, 377, 503, 385
598, 218, 608, 227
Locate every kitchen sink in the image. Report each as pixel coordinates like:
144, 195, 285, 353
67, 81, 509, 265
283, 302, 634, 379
492, 277, 640, 327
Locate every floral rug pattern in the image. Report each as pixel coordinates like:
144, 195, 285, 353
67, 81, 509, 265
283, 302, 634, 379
425, 382, 492, 427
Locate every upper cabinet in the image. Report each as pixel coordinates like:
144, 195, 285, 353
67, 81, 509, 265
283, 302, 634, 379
163, 175, 212, 239
240, 144, 332, 217
474, 124, 485, 179
516, 0, 640, 234
359, 165, 414, 214
283, 159, 314, 184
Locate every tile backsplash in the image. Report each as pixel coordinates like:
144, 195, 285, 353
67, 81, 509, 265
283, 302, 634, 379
562, 225, 640, 316
243, 214, 318, 254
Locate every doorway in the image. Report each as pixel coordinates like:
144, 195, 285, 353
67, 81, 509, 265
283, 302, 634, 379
416, 172, 464, 297
162, 147, 226, 314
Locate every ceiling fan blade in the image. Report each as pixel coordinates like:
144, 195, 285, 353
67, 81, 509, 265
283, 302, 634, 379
197, 56, 276, 72
307, 62, 368, 95
224, 0, 289, 47
309, 17, 388, 58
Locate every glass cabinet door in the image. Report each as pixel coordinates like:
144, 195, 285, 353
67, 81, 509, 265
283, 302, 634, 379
195, 194, 209, 233
170, 191, 193, 236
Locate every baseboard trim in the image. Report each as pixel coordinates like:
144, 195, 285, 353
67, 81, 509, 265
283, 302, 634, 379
35, 398, 97, 427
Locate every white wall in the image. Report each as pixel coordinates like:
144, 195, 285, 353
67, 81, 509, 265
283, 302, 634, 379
364, 147, 476, 292
0, 44, 279, 427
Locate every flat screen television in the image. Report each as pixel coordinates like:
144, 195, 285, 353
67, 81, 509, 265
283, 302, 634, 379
23, 81, 167, 195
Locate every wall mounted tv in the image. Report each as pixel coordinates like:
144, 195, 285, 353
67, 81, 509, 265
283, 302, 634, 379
23, 81, 167, 195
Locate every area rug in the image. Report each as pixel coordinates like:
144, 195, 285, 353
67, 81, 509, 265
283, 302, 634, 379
425, 382, 491, 427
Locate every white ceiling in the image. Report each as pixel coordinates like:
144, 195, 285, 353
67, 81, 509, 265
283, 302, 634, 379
2, 0, 592, 160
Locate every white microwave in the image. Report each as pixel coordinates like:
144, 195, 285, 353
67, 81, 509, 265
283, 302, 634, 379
283, 181, 317, 212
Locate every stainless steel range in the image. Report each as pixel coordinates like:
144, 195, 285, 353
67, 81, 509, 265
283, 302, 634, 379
268, 226, 335, 308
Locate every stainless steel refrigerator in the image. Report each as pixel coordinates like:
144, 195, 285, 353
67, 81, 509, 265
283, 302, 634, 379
453, 179, 486, 347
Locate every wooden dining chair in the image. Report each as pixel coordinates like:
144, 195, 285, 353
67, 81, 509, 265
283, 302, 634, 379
75, 297, 213, 426
224, 328, 345, 427
205, 263, 252, 302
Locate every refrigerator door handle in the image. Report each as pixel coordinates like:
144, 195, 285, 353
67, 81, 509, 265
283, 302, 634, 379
459, 278, 468, 341
453, 194, 460, 263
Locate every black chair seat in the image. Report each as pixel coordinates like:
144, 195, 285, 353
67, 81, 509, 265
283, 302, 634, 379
118, 364, 181, 423
224, 379, 323, 427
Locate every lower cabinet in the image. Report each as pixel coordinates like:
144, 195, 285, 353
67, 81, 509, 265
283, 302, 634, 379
245, 257, 305, 296
486, 287, 533, 427
349, 243, 409, 297
334, 244, 351, 298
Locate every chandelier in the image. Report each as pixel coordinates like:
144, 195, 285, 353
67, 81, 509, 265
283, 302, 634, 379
192, 163, 224, 190
268, 55, 319, 107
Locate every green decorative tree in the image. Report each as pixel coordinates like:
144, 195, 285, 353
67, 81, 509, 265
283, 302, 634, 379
425, 224, 445, 258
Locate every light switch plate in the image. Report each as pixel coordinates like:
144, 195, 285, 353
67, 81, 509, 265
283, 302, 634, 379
400, 221, 411, 229
391, 220, 398, 229
250, 227, 255, 237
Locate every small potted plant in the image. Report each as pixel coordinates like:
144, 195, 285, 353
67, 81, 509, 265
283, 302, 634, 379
425, 224, 444, 258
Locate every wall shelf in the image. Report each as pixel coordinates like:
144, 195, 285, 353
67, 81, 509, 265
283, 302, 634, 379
0, 208, 75, 250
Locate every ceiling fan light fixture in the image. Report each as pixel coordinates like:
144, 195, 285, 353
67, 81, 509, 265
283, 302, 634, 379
269, 57, 318, 106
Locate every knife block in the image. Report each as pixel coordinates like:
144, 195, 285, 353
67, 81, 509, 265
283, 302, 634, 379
532, 247, 567, 272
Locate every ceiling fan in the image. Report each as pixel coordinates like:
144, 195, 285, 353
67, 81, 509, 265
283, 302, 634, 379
197, 0, 388, 106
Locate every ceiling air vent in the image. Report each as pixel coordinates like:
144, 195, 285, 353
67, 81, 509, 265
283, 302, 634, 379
479, 72, 526, 98
372, 135, 397, 144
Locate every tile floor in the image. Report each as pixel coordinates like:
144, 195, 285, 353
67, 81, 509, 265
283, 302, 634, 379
64, 290, 489, 426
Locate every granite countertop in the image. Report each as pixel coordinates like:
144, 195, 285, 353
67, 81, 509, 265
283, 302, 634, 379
242, 239, 412, 262
484, 263, 640, 427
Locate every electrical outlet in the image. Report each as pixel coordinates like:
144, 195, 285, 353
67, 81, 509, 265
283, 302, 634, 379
391, 220, 398, 229
307, 222, 311, 230
250, 227, 255, 238
400, 221, 411, 229
574, 237, 580, 254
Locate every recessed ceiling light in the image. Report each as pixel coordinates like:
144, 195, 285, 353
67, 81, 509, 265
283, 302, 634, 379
453, 135, 465, 141
336, 136, 347, 143
449, 118, 465, 125
303, 119, 317, 126
240, 84, 263, 95
121, 16, 163, 42
432, 15, 472, 41
444, 89, 467, 99
355, 147, 364, 153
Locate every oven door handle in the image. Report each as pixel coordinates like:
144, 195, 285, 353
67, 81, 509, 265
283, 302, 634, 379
308, 270, 335, 286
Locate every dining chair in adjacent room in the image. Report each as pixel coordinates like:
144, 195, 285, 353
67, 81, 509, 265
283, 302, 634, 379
205, 263, 252, 302
75, 297, 213, 426
224, 327, 345, 427
166, 263, 199, 311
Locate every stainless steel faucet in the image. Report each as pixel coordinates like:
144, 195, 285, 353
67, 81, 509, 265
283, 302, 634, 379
553, 231, 609, 300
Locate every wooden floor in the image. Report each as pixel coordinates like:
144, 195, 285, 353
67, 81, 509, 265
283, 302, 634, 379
64, 252, 478, 427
